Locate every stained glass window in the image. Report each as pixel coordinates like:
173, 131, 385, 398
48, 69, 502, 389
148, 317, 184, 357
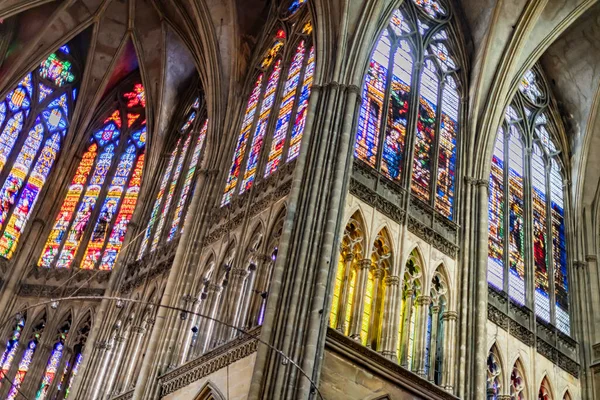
222, 22, 315, 205
353, 3, 460, 220
36, 341, 65, 400
487, 67, 570, 334
486, 349, 502, 400
265, 41, 306, 176
488, 130, 504, 290
169, 119, 208, 240
6, 339, 37, 400
511, 362, 526, 400
0, 317, 25, 381
0, 45, 77, 259
39, 81, 146, 270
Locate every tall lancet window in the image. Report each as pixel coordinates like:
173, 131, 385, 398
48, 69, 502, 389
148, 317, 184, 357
137, 95, 208, 259
354, 0, 462, 220
487, 66, 571, 335
221, 0, 315, 206
0, 45, 79, 259
38, 79, 147, 270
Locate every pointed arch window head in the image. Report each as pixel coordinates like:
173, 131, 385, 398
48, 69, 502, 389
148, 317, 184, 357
38, 80, 146, 270
353, 1, 461, 220
538, 378, 552, 400
137, 92, 208, 260
222, 16, 316, 206
486, 348, 502, 400
510, 361, 526, 400
487, 66, 570, 335
0, 45, 78, 259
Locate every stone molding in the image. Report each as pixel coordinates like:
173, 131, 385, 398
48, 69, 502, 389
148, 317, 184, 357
348, 177, 459, 259
326, 328, 458, 400
111, 390, 134, 400
18, 283, 105, 297
158, 327, 260, 397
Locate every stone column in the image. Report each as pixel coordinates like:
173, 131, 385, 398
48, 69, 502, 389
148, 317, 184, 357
442, 311, 458, 392
225, 267, 250, 340
88, 340, 113, 400
349, 259, 372, 340
119, 325, 146, 392
247, 254, 273, 327
102, 333, 128, 398
475, 180, 489, 400
177, 299, 201, 365
399, 288, 415, 368
380, 275, 400, 361
248, 82, 362, 399
335, 252, 354, 332
235, 263, 257, 330
366, 266, 385, 349
427, 304, 441, 382
196, 283, 223, 355
414, 295, 432, 377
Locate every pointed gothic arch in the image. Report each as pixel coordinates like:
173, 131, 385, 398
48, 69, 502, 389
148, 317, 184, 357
398, 247, 424, 370
486, 344, 504, 400
194, 380, 226, 400
538, 376, 554, 400
510, 358, 527, 400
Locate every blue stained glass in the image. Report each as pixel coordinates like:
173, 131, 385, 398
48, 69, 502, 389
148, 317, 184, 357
131, 126, 146, 149
508, 128, 525, 305
38, 84, 54, 103
48, 94, 69, 118
59, 45, 70, 54
93, 123, 120, 146
488, 130, 504, 291
0, 103, 5, 129
72, 89, 77, 102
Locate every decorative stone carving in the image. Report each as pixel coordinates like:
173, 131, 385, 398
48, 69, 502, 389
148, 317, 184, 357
488, 304, 509, 330
509, 319, 535, 347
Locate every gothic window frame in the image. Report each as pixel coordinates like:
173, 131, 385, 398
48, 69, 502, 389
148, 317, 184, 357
37, 74, 147, 271
221, 2, 316, 206
398, 249, 423, 370
487, 65, 572, 336
425, 267, 448, 385
0, 44, 80, 260
486, 345, 503, 400
353, 0, 465, 222
137, 91, 208, 259
510, 358, 527, 400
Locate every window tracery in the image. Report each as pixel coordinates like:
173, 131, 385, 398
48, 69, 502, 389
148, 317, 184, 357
538, 377, 553, 400
137, 95, 207, 259
354, 0, 461, 220
38, 79, 146, 270
221, 2, 315, 206
0, 45, 78, 259
487, 66, 570, 335
486, 347, 502, 400
425, 269, 447, 384
398, 251, 422, 370
510, 360, 526, 400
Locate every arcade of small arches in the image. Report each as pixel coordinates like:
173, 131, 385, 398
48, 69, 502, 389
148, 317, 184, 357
0, 0, 599, 399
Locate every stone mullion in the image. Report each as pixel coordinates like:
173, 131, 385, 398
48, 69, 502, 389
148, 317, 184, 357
45, 345, 72, 400
544, 161, 557, 325
0, 332, 31, 399
349, 259, 371, 340
20, 341, 54, 398
366, 265, 385, 349
92, 147, 143, 270
414, 295, 432, 376
49, 148, 102, 268
234, 70, 271, 198
429, 77, 446, 209
0, 118, 57, 237
148, 143, 183, 251
402, 58, 424, 194
117, 325, 145, 393
248, 82, 360, 399
212, 279, 231, 348
281, 40, 312, 165
502, 124, 510, 297
441, 310, 457, 392
225, 267, 250, 341
164, 294, 194, 369
254, 54, 294, 184
71, 127, 133, 269
374, 29, 397, 177
336, 252, 354, 332
399, 288, 414, 367
171, 296, 199, 366
102, 332, 129, 398
380, 275, 400, 361
157, 132, 196, 247
427, 304, 440, 382
523, 146, 535, 313
196, 283, 223, 355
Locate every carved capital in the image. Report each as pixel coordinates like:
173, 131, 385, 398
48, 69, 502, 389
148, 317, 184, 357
586, 255, 597, 263
230, 267, 250, 280
131, 325, 146, 334
384, 275, 400, 286
372, 267, 386, 279
344, 253, 354, 263
358, 259, 372, 270
442, 311, 458, 321
206, 283, 223, 294
573, 260, 586, 269
416, 295, 431, 306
